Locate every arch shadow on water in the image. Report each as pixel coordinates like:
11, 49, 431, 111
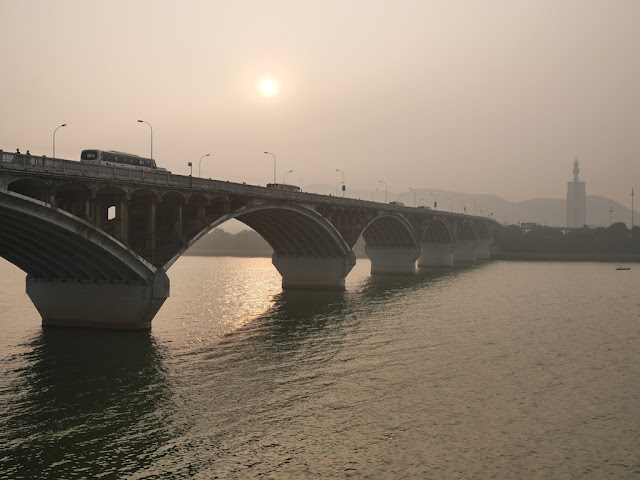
354, 263, 475, 303
228, 288, 352, 347
0, 328, 176, 480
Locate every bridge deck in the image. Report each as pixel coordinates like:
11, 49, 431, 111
0, 149, 482, 221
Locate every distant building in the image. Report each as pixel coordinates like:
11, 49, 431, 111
566, 159, 586, 227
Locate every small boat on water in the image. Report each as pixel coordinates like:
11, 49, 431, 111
616, 266, 631, 271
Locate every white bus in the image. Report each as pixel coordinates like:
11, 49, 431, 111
80, 149, 171, 173
266, 183, 301, 192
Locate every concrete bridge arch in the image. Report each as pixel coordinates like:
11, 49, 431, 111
359, 213, 421, 275
454, 219, 479, 263
417, 218, 456, 267
167, 202, 354, 290
0, 189, 168, 329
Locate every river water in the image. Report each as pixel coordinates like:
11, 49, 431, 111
0, 257, 639, 479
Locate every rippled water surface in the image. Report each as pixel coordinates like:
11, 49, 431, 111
1, 257, 639, 479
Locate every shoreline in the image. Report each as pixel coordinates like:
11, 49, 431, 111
185, 251, 640, 263
493, 252, 640, 262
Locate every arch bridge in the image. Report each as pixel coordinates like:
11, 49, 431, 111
0, 150, 499, 329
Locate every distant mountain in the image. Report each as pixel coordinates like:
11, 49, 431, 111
304, 184, 634, 228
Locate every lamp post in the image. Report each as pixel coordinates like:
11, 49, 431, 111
264, 152, 276, 184
137, 120, 153, 160
336, 169, 345, 197
188, 162, 193, 176
52, 123, 67, 159
430, 193, 437, 209
448, 197, 453, 212
372, 188, 379, 201
284, 169, 293, 184
198, 153, 210, 177
409, 187, 416, 207
379, 180, 388, 203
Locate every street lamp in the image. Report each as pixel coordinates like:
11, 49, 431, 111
284, 169, 293, 184
430, 193, 437, 209
409, 187, 416, 207
137, 120, 153, 160
188, 161, 193, 176
379, 180, 388, 203
336, 169, 345, 197
264, 152, 276, 184
52, 123, 67, 159
198, 153, 210, 177
448, 197, 453, 212
372, 188, 379, 201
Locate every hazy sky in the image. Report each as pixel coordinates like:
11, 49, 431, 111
2, 0, 638, 206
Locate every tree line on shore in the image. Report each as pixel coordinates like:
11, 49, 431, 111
495, 222, 640, 254
185, 229, 273, 256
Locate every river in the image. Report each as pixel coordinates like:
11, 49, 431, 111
1, 257, 639, 479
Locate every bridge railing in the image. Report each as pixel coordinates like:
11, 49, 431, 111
0, 149, 494, 221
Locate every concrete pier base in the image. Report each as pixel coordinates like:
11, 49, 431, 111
26, 271, 170, 330
418, 242, 453, 267
365, 246, 420, 275
272, 252, 356, 290
453, 240, 476, 263
476, 239, 491, 260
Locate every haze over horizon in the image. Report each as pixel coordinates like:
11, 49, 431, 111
2, 0, 638, 207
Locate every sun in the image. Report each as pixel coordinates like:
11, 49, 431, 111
260, 78, 277, 97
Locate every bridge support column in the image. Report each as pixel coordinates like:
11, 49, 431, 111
118, 199, 129, 244
26, 271, 170, 330
476, 239, 491, 260
453, 240, 476, 263
366, 247, 420, 275
418, 242, 453, 267
272, 252, 356, 290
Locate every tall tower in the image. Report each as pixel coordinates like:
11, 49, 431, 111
567, 159, 586, 227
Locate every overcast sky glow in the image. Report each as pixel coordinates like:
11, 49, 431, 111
2, 0, 638, 206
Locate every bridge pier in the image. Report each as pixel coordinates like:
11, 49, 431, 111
453, 240, 476, 263
418, 242, 453, 267
272, 252, 356, 290
26, 271, 170, 330
365, 246, 420, 275
475, 238, 491, 260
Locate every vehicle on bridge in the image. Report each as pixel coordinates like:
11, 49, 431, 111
389, 201, 405, 206
81, 149, 171, 173
267, 183, 301, 192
